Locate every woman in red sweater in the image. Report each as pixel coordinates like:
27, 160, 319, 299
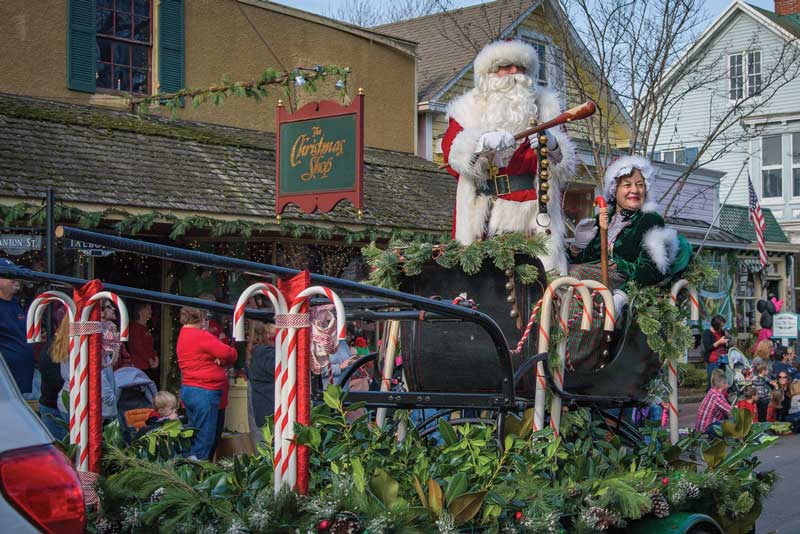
177, 307, 238, 460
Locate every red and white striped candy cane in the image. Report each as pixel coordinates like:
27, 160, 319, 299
232, 282, 289, 494
535, 278, 592, 433
668, 279, 700, 445
76, 292, 128, 471
279, 286, 346, 489
27, 292, 80, 454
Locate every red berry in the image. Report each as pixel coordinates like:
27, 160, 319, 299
318, 519, 331, 531
514, 511, 523, 521
662, 477, 670, 486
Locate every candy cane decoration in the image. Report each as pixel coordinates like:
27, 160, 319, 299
26, 293, 81, 458
668, 279, 700, 445
77, 292, 128, 471
280, 287, 346, 489
233, 283, 289, 494
535, 278, 592, 433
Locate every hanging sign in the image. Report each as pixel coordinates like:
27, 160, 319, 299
772, 312, 799, 339
275, 94, 364, 215
0, 234, 42, 256
62, 239, 114, 257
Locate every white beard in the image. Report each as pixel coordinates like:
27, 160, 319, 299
476, 73, 539, 134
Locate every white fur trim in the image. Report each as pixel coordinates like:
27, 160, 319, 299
642, 226, 679, 274
474, 40, 539, 84
454, 177, 491, 245
603, 155, 656, 208
447, 128, 486, 180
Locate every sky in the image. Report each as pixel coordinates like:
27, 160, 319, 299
276, 0, 776, 24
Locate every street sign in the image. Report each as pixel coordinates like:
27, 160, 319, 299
0, 234, 42, 256
772, 312, 798, 339
62, 239, 114, 257
275, 95, 364, 215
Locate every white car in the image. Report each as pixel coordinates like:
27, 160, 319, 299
0, 356, 86, 533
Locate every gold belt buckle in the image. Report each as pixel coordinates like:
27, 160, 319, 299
493, 174, 511, 196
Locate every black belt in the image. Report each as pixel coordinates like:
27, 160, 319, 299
476, 174, 535, 197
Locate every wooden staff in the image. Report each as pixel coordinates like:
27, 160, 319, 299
438, 101, 597, 169
594, 196, 609, 288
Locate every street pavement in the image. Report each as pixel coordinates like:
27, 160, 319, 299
677, 401, 799, 534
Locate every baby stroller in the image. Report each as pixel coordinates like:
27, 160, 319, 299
722, 347, 751, 399
114, 367, 157, 439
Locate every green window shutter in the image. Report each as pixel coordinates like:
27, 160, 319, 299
67, 0, 96, 93
159, 0, 185, 94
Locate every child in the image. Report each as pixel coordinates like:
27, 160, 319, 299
735, 386, 758, 422
152, 390, 180, 422
751, 363, 772, 422
695, 369, 731, 437
766, 389, 784, 423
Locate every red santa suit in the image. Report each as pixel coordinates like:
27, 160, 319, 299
441, 40, 576, 274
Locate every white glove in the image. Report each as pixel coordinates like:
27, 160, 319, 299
476, 130, 517, 153
529, 129, 559, 151
572, 218, 597, 251
612, 289, 628, 321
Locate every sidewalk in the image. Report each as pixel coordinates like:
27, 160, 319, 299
677, 401, 700, 429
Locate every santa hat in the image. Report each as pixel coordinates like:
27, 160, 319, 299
603, 155, 658, 211
473, 40, 539, 86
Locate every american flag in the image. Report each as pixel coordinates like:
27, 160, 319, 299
748, 174, 768, 267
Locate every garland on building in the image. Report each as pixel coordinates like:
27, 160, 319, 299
0, 202, 446, 245
132, 65, 352, 116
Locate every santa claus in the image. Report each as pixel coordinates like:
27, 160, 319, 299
442, 40, 576, 274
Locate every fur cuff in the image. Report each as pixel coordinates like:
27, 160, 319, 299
643, 227, 679, 274
447, 128, 486, 179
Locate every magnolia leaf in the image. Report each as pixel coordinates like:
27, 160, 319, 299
427, 478, 443, 514
702, 438, 727, 470
369, 468, 399, 509
445, 472, 468, 506
449, 491, 487, 525
722, 407, 753, 440
412, 475, 427, 508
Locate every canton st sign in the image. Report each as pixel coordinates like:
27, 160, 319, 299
275, 95, 364, 215
0, 234, 42, 256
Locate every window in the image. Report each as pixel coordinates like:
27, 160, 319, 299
761, 135, 783, 198
652, 147, 698, 165
95, 0, 151, 94
747, 51, 762, 96
516, 30, 562, 88
729, 54, 744, 100
729, 50, 761, 101
793, 133, 800, 196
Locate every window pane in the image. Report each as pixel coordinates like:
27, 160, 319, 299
793, 133, 800, 164
132, 69, 148, 94
664, 151, 675, 164
114, 65, 130, 91
762, 169, 782, 198
116, 0, 132, 13
96, 9, 113, 35
675, 149, 685, 164
134, 0, 150, 16
134, 16, 150, 42
685, 147, 699, 162
729, 54, 743, 100
115, 13, 131, 38
96, 38, 112, 62
97, 0, 113, 8
762, 135, 782, 166
131, 45, 148, 68
794, 168, 800, 197
96, 62, 112, 89
114, 42, 131, 66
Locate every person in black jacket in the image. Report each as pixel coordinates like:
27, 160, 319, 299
702, 315, 730, 390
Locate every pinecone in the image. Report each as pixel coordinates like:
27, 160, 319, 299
329, 512, 361, 534
582, 506, 620, 531
651, 491, 670, 518
685, 481, 700, 499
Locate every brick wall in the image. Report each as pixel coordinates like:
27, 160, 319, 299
775, 0, 800, 16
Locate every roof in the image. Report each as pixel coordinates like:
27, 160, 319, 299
666, 216, 749, 248
718, 205, 790, 244
0, 93, 454, 234
749, 4, 800, 39
375, 0, 537, 101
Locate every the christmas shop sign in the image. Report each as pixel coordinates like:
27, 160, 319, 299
276, 95, 364, 215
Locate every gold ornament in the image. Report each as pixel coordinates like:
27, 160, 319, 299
506, 294, 516, 303
510, 308, 519, 318
541, 182, 550, 191
540, 170, 550, 179
505, 281, 514, 291
540, 159, 549, 168
541, 194, 550, 203
539, 147, 548, 157
505, 269, 514, 277
538, 135, 548, 145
